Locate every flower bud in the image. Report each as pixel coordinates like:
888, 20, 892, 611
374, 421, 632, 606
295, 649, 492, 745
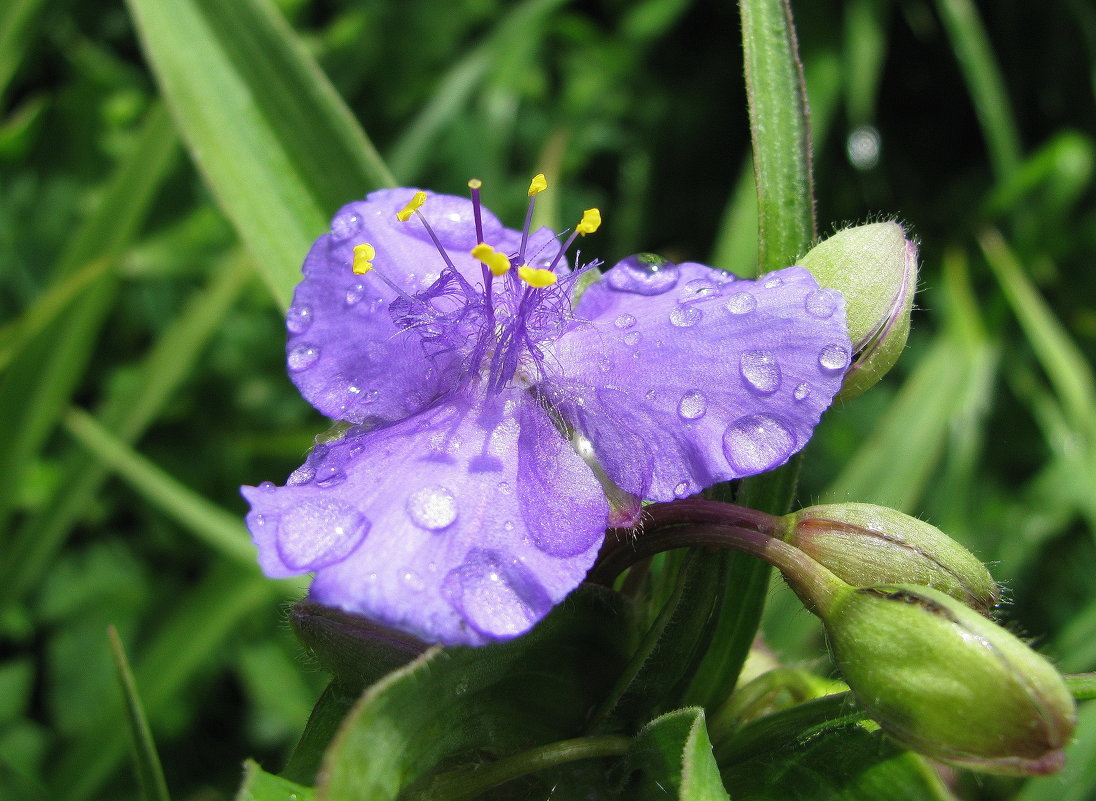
799, 222, 917, 400
782, 503, 999, 613
290, 600, 424, 690
824, 584, 1076, 775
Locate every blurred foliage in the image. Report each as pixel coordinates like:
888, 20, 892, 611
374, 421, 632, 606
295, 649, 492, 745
0, 0, 1094, 799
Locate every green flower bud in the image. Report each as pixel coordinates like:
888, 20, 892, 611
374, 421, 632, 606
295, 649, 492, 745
824, 584, 1076, 775
800, 221, 917, 400
290, 600, 423, 690
782, 503, 999, 613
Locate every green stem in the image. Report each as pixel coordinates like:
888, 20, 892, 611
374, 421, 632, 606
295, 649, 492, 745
739, 0, 816, 272
412, 735, 632, 801
1066, 672, 1096, 701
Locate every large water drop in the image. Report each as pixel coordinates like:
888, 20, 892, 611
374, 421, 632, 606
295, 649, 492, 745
286, 305, 314, 334
669, 305, 703, 327
288, 344, 320, 371
804, 288, 839, 319
277, 499, 369, 570
444, 550, 551, 638
605, 254, 680, 296
740, 350, 781, 394
678, 390, 708, 421
818, 343, 851, 372
725, 292, 757, 315
722, 414, 796, 474
406, 485, 458, 531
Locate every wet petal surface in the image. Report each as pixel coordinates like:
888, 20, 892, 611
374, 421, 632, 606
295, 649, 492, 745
544, 263, 849, 500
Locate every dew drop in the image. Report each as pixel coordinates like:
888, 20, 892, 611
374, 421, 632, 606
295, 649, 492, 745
623, 331, 642, 346
818, 343, 851, 372
345, 283, 366, 306
764, 275, 784, 288
276, 499, 369, 570
288, 344, 320, 371
330, 211, 361, 240
679, 278, 719, 303
805, 288, 839, 319
497, 480, 512, 496
674, 481, 689, 497
678, 390, 707, 421
443, 550, 551, 638
315, 465, 346, 488
286, 305, 313, 334
605, 254, 680, 296
740, 350, 781, 394
725, 292, 757, 315
669, 304, 703, 327
644, 389, 657, 401
258, 481, 276, 493
614, 313, 637, 329
406, 485, 458, 531
793, 382, 811, 401
402, 570, 425, 592
287, 464, 316, 486
722, 414, 796, 474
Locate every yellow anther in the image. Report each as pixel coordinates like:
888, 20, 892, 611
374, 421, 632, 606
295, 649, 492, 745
528, 173, 548, 196
467, 178, 482, 189
518, 265, 557, 288
576, 208, 601, 235
471, 243, 511, 276
396, 191, 427, 222
352, 242, 376, 274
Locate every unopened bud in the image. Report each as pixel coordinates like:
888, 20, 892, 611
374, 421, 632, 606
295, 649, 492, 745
823, 584, 1076, 775
290, 600, 423, 690
800, 222, 917, 400
782, 503, 999, 613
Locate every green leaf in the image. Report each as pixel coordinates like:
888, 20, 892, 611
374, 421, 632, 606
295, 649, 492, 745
125, 0, 395, 308
317, 586, 633, 801
619, 708, 730, 801
107, 627, 171, 801
720, 720, 951, 801
236, 760, 313, 801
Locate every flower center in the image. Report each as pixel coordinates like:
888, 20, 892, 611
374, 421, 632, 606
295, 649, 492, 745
355, 177, 602, 395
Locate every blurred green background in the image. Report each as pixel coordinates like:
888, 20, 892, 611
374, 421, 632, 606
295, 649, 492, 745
1, 0, 1094, 799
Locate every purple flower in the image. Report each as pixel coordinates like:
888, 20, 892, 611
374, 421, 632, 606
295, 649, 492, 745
242, 180, 849, 646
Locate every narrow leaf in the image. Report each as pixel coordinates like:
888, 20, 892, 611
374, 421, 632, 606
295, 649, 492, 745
235, 760, 313, 801
619, 708, 730, 801
126, 0, 396, 307
107, 627, 171, 801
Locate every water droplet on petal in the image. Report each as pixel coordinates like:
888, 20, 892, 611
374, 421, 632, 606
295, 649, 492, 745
764, 275, 784, 288
793, 382, 811, 401
330, 211, 361, 240
644, 389, 657, 401
674, 480, 689, 497
443, 550, 551, 638
678, 390, 707, 421
725, 292, 757, 315
277, 499, 369, 570
679, 278, 719, 303
818, 343, 851, 372
315, 465, 347, 488
345, 283, 366, 306
406, 485, 458, 531
805, 288, 839, 319
740, 350, 781, 394
605, 254, 680, 296
722, 414, 796, 474
623, 331, 642, 346
288, 344, 320, 371
669, 305, 703, 327
287, 464, 316, 486
614, 313, 637, 329
401, 570, 425, 592
286, 305, 313, 334
258, 481, 276, 493
497, 480, 512, 495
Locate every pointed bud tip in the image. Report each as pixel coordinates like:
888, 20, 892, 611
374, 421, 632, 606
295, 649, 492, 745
800, 221, 918, 401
